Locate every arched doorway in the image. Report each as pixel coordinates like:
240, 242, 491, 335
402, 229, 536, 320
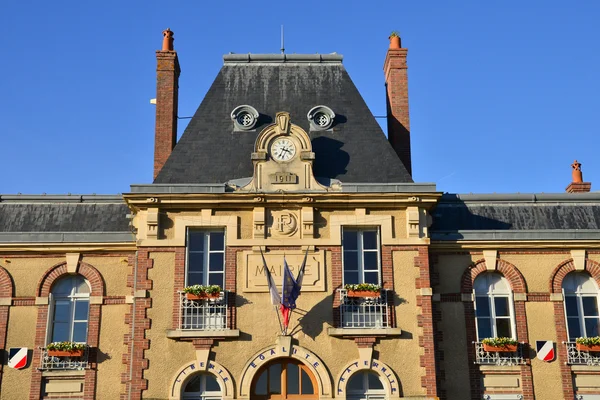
251, 358, 318, 399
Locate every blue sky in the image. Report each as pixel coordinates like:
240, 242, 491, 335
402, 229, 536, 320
1, 0, 598, 194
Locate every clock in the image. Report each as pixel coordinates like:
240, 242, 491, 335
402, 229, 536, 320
270, 138, 296, 162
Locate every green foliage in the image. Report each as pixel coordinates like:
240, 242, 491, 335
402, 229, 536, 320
481, 337, 518, 347
344, 283, 382, 292
182, 284, 221, 296
46, 341, 86, 351
576, 336, 600, 346
389, 31, 400, 38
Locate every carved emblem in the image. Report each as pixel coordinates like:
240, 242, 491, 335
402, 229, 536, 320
275, 112, 290, 134
271, 211, 298, 237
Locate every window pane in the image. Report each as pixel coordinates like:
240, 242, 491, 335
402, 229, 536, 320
582, 297, 599, 316
184, 375, 201, 392
54, 302, 71, 322
343, 230, 358, 250
476, 318, 492, 340
475, 297, 490, 317
301, 369, 314, 394
567, 317, 582, 340
208, 273, 223, 288
52, 278, 74, 296
72, 322, 88, 342
363, 252, 378, 271
188, 231, 205, 251
287, 363, 299, 394
368, 372, 384, 389
585, 317, 600, 337
188, 253, 204, 272
344, 251, 358, 271
363, 231, 377, 250
347, 372, 364, 392
496, 318, 512, 338
565, 296, 579, 317
51, 322, 70, 342
494, 297, 510, 317
209, 253, 224, 272
74, 300, 89, 321
187, 272, 204, 286
364, 272, 379, 285
269, 364, 281, 394
344, 271, 359, 285
204, 374, 220, 392
75, 277, 91, 294
255, 371, 267, 395
209, 232, 224, 251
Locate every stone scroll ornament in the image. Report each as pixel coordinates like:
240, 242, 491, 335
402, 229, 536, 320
261, 248, 309, 334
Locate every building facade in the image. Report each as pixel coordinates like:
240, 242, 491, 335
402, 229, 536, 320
0, 30, 599, 400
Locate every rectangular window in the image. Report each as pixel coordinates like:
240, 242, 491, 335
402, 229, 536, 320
342, 228, 380, 285
186, 230, 225, 288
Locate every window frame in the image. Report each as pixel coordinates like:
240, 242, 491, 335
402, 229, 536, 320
562, 272, 600, 341
46, 275, 91, 345
182, 372, 223, 400
346, 370, 386, 400
185, 229, 226, 288
473, 273, 517, 341
341, 227, 381, 286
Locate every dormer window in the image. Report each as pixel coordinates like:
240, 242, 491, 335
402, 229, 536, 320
231, 105, 259, 130
307, 105, 335, 131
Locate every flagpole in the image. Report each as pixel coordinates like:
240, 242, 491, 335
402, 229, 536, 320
275, 305, 284, 334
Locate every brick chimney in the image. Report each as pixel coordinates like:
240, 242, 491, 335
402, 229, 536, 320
566, 160, 591, 193
384, 33, 412, 176
153, 28, 180, 180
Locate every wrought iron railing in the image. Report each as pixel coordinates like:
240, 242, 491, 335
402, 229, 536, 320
338, 289, 390, 329
473, 342, 525, 366
178, 291, 229, 331
565, 342, 600, 366
39, 346, 89, 370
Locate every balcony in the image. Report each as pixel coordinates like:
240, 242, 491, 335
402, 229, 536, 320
565, 342, 600, 366
328, 289, 402, 337
40, 346, 89, 371
474, 342, 525, 366
166, 291, 239, 339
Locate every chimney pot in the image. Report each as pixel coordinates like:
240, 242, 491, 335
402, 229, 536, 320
162, 28, 174, 51
566, 159, 591, 193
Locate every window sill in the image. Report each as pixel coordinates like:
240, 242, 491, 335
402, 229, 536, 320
327, 328, 402, 337
41, 370, 87, 377
479, 365, 522, 372
166, 329, 240, 340
571, 365, 600, 372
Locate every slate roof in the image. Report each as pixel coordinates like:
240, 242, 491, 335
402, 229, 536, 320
154, 54, 412, 185
0, 195, 130, 233
432, 193, 600, 232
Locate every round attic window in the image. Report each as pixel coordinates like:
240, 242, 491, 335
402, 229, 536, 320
231, 105, 259, 130
307, 105, 335, 130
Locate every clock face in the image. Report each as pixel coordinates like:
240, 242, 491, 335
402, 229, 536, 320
271, 138, 297, 162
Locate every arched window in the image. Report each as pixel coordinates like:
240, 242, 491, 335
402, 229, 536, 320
48, 275, 90, 343
474, 273, 515, 340
563, 272, 600, 341
182, 373, 222, 400
346, 370, 386, 400
251, 359, 317, 399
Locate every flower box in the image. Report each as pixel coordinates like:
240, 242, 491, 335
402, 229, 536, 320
186, 292, 220, 301
347, 290, 381, 298
483, 343, 518, 352
576, 343, 600, 352
47, 349, 84, 357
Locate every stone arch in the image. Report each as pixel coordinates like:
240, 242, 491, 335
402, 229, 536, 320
549, 257, 600, 293
460, 258, 527, 294
0, 265, 14, 298
169, 360, 234, 400
238, 340, 332, 399
334, 358, 401, 399
37, 261, 104, 297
